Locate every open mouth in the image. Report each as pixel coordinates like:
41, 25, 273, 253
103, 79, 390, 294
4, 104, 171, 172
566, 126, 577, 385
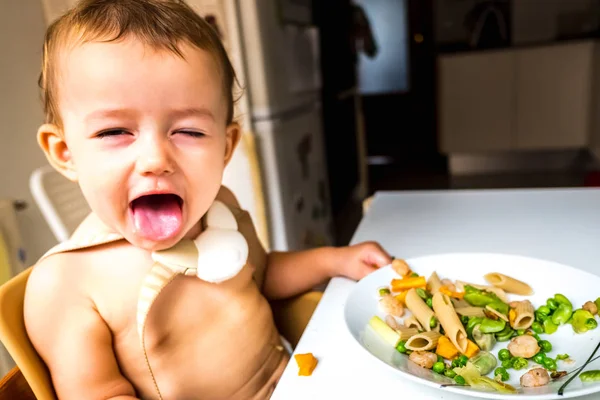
130, 193, 184, 241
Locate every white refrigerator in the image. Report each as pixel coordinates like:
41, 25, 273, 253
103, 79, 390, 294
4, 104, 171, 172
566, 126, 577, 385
194, 0, 335, 251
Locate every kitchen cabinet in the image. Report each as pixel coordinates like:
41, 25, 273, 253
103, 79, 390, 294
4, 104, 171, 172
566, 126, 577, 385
438, 51, 515, 153
438, 40, 594, 154
515, 42, 593, 150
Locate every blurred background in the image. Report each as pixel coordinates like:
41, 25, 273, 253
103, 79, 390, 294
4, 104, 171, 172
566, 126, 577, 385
2, 0, 600, 278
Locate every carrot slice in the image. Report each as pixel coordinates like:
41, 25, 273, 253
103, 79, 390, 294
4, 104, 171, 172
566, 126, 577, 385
294, 353, 318, 376
391, 276, 427, 292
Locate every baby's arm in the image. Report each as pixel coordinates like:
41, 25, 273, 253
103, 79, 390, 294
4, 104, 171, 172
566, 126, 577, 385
24, 257, 139, 400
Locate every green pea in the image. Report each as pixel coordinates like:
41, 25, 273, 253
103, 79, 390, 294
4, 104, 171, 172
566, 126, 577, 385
532, 352, 546, 364
516, 329, 526, 336
454, 375, 466, 385
460, 315, 469, 325
554, 294, 573, 308
479, 318, 506, 334
378, 287, 391, 296
494, 367, 509, 382
498, 349, 511, 361
501, 359, 513, 369
433, 361, 445, 374
430, 316, 438, 329
437, 355, 444, 363
452, 358, 461, 368
543, 357, 557, 371
551, 303, 573, 325
539, 340, 552, 353
458, 355, 469, 367
537, 305, 552, 316
396, 341, 407, 353
444, 368, 457, 378
416, 288, 430, 300
426, 297, 433, 308
410, 272, 419, 278
531, 322, 544, 334
512, 357, 528, 370
579, 370, 600, 382
547, 298, 559, 311
556, 354, 569, 361
543, 319, 558, 334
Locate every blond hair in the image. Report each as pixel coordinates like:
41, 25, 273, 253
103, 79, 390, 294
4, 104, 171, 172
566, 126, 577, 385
39, 0, 237, 126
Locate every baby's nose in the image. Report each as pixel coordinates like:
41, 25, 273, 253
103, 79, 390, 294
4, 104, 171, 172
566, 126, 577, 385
135, 136, 174, 176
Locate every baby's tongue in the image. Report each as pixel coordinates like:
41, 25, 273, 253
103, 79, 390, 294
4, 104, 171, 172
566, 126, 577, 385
131, 194, 183, 241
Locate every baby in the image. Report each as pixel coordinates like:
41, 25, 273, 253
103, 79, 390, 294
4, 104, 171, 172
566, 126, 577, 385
23, 1, 392, 399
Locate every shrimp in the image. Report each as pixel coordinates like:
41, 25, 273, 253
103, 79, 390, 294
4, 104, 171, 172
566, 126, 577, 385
441, 279, 456, 292
385, 314, 400, 330
392, 258, 410, 276
583, 301, 598, 316
379, 294, 404, 317
508, 335, 540, 359
520, 368, 550, 387
409, 351, 438, 369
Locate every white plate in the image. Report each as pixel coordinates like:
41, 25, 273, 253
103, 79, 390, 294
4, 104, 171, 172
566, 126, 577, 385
344, 253, 600, 399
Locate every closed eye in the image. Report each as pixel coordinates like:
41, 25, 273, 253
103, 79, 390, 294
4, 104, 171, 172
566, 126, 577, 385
176, 130, 206, 138
96, 129, 130, 138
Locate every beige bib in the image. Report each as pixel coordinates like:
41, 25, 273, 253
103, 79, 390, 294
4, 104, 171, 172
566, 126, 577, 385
37, 200, 249, 399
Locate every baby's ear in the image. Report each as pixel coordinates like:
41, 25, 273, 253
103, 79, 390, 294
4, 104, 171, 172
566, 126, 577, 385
37, 123, 78, 181
224, 122, 241, 166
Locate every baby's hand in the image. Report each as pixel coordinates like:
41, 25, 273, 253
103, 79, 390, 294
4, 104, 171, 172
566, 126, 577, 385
335, 241, 392, 281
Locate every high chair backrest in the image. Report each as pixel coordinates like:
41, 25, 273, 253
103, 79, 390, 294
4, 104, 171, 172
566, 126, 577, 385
30, 166, 90, 243
0, 267, 56, 400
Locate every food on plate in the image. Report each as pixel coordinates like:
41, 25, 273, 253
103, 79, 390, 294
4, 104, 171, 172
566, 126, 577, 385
367, 265, 599, 393
432, 292, 468, 353
294, 353, 318, 376
580, 370, 600, 382
391, 258, 411, 276
520, 368, 550, 387
484, 272, 534, 296
405, 288, 439, 332
507, 335, 540, 359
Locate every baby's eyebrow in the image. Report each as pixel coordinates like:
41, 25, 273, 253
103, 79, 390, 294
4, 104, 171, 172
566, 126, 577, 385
84, 107, 215, 123
170, 107, 215, 122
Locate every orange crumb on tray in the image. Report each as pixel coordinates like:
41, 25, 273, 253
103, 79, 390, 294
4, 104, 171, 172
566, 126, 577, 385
294, 353, 318, 376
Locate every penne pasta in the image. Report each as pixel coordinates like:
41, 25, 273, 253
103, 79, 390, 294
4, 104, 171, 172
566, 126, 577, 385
484, 272, 533, 296
432, 292, 468, 354
427, 272, 443, 294
396, 326, 419, 342
405, 331, 442, 351
485, 305, 509, 322
451, 298, 470, 309
455, 306, 486, 317
405, 288, 437, 332
403, 315, 423, 331
511, 300, 535, 330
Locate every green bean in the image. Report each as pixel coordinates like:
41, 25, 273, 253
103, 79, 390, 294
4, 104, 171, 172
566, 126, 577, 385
551, 303, 573, 325
460, 315, 469, 325
464, 292, 498, 307
501, 359, 513, 369
543, 358, 557, 371
537, 305, 552, 316
556, 354, 569, 361
378, 287, 391, 296
467, 317, 484, 337
488, 301, 509, 316
444, 368, 457, 378
543, 319, 558, 334
464, 285, 480, 294
531, 321, 544, 334
571, 309, 598, 334
479, 318, 506, 334
512, 357, 528, 370
454, 375, 466, 385
498, 349, 511, 361
547, 298, 559, 311
396, 341, 407, 353
416, 288, 430, 300
554, 294, 573, 308
535, 310, 549, 323
495, 325, 515, 342
579, 370, 600, 382
452, 358, 461, 368
595, 297, 600, 313
433, 362, 445, 374
539, 340, 552, 353
516, 329, 525, 336
533, 352, 546, 364
494, 367, 509, 382
426, 297, 433, 308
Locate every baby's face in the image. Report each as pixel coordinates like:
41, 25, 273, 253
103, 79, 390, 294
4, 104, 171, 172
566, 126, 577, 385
53, 39, 238, 251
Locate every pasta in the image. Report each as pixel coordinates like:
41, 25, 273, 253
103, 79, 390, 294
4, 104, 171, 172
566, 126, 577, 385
404, 315, 423, 330
396, 327, 419, 342
427, 272, 443, 294
485, 305, 509, 322
405, 288, 437, 332
455, 306, 486, 317
432, 292, 468, 354
511, 300, 535, 330
484, 272, 534, 296
405, 331, 442, 351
